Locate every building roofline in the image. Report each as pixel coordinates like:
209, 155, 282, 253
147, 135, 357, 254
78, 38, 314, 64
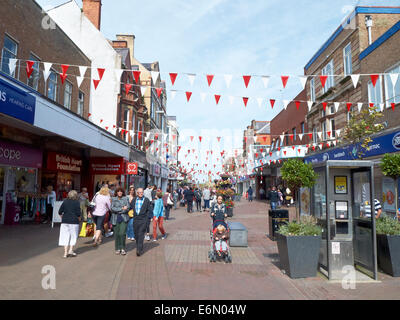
304, 6, 400, 71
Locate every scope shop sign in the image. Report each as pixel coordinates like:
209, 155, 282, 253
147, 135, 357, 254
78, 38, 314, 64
0, 77, 35, 124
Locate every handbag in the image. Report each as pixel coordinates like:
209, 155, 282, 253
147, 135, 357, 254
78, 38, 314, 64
88, 194, 97, 210
128, 209, 134, 218
167, 193, 174, 206
79, 218, 94, 237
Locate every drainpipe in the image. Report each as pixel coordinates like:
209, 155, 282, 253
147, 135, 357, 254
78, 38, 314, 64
365, 15, 373, 45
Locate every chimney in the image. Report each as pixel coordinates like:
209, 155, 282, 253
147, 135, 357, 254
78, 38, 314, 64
82, 0, 102, 30
116, 34, 135, 62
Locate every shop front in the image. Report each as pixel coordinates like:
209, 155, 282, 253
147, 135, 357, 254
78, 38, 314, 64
90, 157, 127, 196
161, 166, 169, 192
127, 162, 148, 190
43, 151, 83, 201
149, 163, 161, 188
0, 139, 42, 224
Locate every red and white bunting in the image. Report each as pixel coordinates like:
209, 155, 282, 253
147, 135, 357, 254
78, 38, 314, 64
224, 74, 233, 88
299, 76, 307, 89
187, 73, 196, 86
261, 76, 270, 88
206, 74, 214, 87
281, 75, 289, 88
243, 75, 251, 88
351, 74, 360, 88
169, 73, 178, 85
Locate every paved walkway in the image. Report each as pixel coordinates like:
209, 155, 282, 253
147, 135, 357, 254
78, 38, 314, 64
1, 200, 399, 300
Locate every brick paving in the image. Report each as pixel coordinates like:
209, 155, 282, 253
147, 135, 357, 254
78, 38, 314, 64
1, 199, 400, 299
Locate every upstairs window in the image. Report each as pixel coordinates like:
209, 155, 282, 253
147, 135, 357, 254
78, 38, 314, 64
77, 91, 84, 116
310, 78, 316, 102
384, 65, 400, 107
322, 60, 335, 93
1, 35, 18, 77
27, 54, 40, 90
47, 70, 58, 102
63, 81, 73, 110
343, 43, 352, 76
368, 76, 383, 106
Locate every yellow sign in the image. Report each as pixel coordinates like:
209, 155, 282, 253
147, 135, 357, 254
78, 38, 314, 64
335, 176, 347, 194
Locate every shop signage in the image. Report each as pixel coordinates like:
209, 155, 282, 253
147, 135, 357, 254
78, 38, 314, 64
127, 162, 138, 175
0, 77, 35, 124
47, 152, 82, 173
90, 157, 125, 175
161, 167, 169, 179
0, 139, 42, 168
152, 164, 161, 177
305, 130, 400, 164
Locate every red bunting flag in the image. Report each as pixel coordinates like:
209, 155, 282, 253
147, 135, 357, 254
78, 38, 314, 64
243, 97, 249, 107
283, 151, 287, 155
105, 126, 109, 130
369, 103, 374, 108
347, 103, 352, 111
113, 125, 116, 128
199, 136, 202, 142
392, 103, 396, 111
133, 70, 141, 83
26, 61, 35, 79
214, 94, 221, 105
255, 153, 258, 158
217, 137, 221, 142
269, 152, 272, 156
88, 113, 91, 117
97, 68, 105, 81
320, 75, 328, 88
323, 102, 327, 111
169, 73, 178, 85
308, 133, 313, 140
370, 74, 379, 87
298, 149, 301, 153
190, 136, 193, 142
124, 84, 133, 95
60, 64, 69, 84
270, 99, 276, 109
327, 131, 331, 137
289, 134, 294, 141
278, 147, 281, 151
206, 74, 214, 87
243, 75, 251, 88
295, 101, 301, 110
93, 79, 100, 90
186, 91, 192, 102
100, 119, 103, 123
281, 76, 289, 88
292, 146, 295, 150
156, 87, 163, 98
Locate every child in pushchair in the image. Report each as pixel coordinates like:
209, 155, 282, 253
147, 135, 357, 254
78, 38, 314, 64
209, 220, 232, 263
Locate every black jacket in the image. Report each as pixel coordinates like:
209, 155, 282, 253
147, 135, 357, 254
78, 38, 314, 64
130, 197, 152, 219
58, 199, 81, 224
210, 203, 227, 222
184, 189, 195, 201
269, 190, 279, 202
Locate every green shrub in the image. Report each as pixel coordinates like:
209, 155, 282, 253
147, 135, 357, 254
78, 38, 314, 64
376, 215, 400, 236
278, 215, 322, 236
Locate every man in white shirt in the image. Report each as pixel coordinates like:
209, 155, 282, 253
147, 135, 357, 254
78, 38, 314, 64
203, 188, 211, 212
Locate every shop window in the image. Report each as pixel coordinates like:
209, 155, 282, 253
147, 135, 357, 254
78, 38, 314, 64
1, 35, 18, 77
343, 43, 352, 76
77, 91, 84, 116
384, 64, 400, 107
368, 76, 383, 106
63, 81, 73, 110
27, 53, 40, 91
47, 70, 58, 102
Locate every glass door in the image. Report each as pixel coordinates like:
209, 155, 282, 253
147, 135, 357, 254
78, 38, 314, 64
352, 169, 377, 279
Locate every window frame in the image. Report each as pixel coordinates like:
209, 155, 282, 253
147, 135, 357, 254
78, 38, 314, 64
63, 80, 73, 110
384, 63, 400, 108
343, 43, 352, 76
313, 127, 318, 143
77, 91, 84, 116
322, 59, 335, 93
47, 69, 58, 102
1, 34, 18, 77
310, 78, 316, 102
322, 121, 327, 141
368, 75, 383, 106
330, 119, 336, 138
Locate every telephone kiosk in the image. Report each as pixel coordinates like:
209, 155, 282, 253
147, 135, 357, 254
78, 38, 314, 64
307, 160, 378, 281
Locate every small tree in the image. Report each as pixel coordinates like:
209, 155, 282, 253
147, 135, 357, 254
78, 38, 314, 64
381, 153, 400, 215
281, 159, 318, 220
342, 105, 385, 159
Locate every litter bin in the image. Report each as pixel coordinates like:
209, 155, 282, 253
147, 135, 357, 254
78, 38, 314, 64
268, 209, 289, 241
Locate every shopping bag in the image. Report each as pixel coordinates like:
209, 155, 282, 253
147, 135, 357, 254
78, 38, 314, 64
128, 209, 134, 218
86, 222, 94, 237
79, 222, 88, 237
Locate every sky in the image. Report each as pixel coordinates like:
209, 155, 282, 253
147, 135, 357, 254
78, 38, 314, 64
36, 0, 399, 182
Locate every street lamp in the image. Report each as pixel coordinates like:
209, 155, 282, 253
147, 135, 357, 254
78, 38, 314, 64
365, 15, 373, 45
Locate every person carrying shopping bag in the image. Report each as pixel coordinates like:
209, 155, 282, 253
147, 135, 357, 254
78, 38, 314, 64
127, 185, 136, 241
153, 191, 166, 241
110, 187, 130, 255
162, 186, 174, 220
90, 187, 111, 246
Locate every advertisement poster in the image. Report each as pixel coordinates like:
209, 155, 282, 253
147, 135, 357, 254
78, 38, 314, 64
382, 177, 396, 212
300, 187, 310, 216
334, 176, 347, 194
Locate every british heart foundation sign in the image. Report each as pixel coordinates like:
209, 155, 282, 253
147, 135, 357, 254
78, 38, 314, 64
127, 162, 138, 175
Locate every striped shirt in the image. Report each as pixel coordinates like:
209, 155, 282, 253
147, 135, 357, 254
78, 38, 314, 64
365, 199, 381, 218
135, 197, 145, 215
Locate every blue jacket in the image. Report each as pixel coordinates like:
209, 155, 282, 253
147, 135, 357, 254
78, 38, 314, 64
153, 198, 164, 218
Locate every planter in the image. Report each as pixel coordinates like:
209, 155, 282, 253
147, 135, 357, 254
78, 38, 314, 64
276, 233, 321, 279
226, 207, 233, 217
377, 234, 400, 277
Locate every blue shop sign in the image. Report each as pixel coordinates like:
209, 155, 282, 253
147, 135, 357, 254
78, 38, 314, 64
0, 77, 35, 124
305, 130, 400, 164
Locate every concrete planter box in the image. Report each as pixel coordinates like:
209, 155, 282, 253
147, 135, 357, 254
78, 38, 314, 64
377, 234, 400, 277
228, 222, 247, 247
277, 233, 321, 279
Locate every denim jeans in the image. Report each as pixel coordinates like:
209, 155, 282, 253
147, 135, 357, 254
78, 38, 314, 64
127, 217, 135, 239
271, 202, 277, 210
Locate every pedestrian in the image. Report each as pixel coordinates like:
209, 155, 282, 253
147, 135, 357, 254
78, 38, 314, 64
184, 186, 195, 213
277, 188, 283, 207
90, 186, 111, 246
268, 186, 279, 210
58, 190, 81, 258
143, 185, 153, 202
203, 187, 211, 211
109, 184, 116, 197
210, 195, 228, 227
195, 188, 202, 212
130, 188, 152, 256
247, 186, 253, 202
285, 187, 292, 207
127, 185, 136, 241
110, 187, 130, 255
145, 185, 157, 241
259, 188, 265, 200
43, 185, 56, 224
78, 187, 89, 222
153, 191, 167, 241
173, 189, 179, 210
162, 186, 173, 220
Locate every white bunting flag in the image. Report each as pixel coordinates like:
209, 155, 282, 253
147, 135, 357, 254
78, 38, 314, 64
8, 58, 18, 77
261, 76, 270, 88
224, 74, 233, 88
379, 103, 385, 112
319, 144, 323, 150
332, 140, 337, 146
170, 90, 177, 100
140, 86, 148, 97
283, 100, 289, 110
115, 69, 124, 82
79, 66, 87, 77
257, 98, 263, 108
336, 129, 341, 137
307, 101, 313, 112
317, 132, 322, 140
351, 74, 360, 88
390, 73, 399, 86
334, 102, 340, 113
200, 92, 207, 102
76, 76, 85, 88
43, 62, 52, 83
187, 73, 196, 86
280, 134, 284, 141
151, 71, 160, 84
357, 102, 363, 112
228, 96, 235, 105
298, 133, 304, 141
299, 76, 308, 89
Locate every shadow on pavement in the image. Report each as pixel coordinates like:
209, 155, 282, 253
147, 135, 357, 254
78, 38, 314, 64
263, 253, 282, 269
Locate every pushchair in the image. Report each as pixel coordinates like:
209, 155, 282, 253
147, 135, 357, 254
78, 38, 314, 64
208, 219, 232, 263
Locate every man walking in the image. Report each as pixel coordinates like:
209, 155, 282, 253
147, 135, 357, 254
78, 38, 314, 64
247, 186, 253, 202
268, 186, 279, 210
184, 187, 195, 213
194, 188, 202, 212
130, 188, 152, 256
203, 188, 211, 212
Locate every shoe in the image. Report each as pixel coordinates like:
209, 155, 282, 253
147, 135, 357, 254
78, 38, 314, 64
68, 252, 77, 257
153, 239, 157, 242
105, 231, 113, 238
120, 250, 126, 255
162, 235, 166, 240
146, 235, 151, 241
42, 220, 48, 224
115, 250, 121, 255
63, 254, 68, 258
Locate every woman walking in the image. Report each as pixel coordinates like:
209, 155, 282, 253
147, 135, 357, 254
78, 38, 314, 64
153, 191, 166, 241
127, 185, 136, 241
110, 187, 130, 255
173, 189, 179, 210
58, 190, 81, 258
90, 186, 111, 246
162, 186, 173, 220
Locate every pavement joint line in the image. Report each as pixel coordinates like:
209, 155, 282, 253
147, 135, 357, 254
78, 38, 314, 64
109, 253, 128, 300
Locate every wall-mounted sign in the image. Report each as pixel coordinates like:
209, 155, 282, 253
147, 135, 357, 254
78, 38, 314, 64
334, 176, 347, 194
0, 139, 42, 168
335, 201, 348, 220
127, 162, 138, 175
47, 152, 82, 173
90, 157, 125, 175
